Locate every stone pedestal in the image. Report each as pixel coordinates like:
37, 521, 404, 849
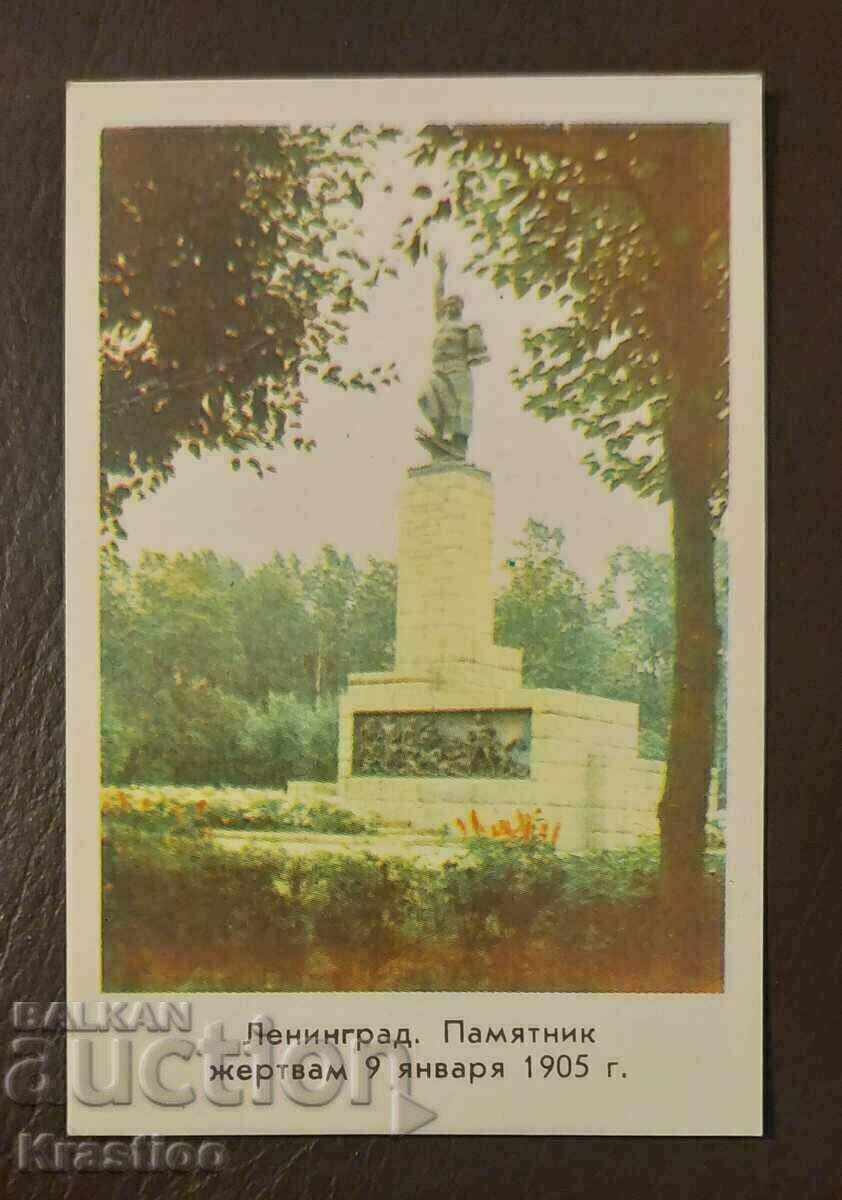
394, 464, 521, 688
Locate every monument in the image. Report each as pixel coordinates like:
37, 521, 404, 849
289, 259, 716, 850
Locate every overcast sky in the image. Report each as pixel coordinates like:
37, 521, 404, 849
119, 135, 672, 590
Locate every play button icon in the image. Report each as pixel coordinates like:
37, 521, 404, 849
391, 1090, 438, 1135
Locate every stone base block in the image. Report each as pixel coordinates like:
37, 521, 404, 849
589, 807, 660, 836
532, 713, 638, 754
528, 688, 639, 726
339, 777, 594, 848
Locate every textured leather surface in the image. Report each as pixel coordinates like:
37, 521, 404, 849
1, 2, 841, 1196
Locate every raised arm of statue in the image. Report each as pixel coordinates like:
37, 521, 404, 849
416, 252, 487, 463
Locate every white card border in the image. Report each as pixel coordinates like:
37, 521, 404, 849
66, 74, 765, 1137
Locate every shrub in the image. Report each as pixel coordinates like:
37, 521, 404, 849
295, 800, 373, 835
292, 854, 418, 954
102, 688, 341, 789
557, 840, 662, 907
305, 702, 340, 781
437, 837, 567, 943
101, 811, 724, 993
102, 832, 309, 990
238, 692, 339, 786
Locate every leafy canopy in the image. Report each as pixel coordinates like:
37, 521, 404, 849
100, 125, 400, 540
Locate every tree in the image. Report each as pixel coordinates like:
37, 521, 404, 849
100, 125, 399, 542
404, 124, 728, 892
140, 683, 251, 787
599, 546, 675, 759
99, 545, 399, 781
130, 550, 246, 695
100, 550, 249, 782
234, 554, 314, 703
303, 547, 359, 704
347, 558, 398, 675
495, 520, 604, 694
239, 692, 319, 788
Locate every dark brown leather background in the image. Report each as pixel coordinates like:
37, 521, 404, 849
1, 1, 840, 1196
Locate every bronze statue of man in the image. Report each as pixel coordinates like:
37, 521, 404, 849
416, 253, 489, 462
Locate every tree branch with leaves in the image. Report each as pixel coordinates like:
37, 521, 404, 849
99, 124, 401, 545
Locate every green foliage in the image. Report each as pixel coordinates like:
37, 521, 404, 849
437, 837, 568, 941
302, 704, 341, 783
596, 539, 728, 792
100, 125, 400, 544
100, 546, 394, 786
497, 524, 728, 780
294, 800, 373, 835
597, 545, 674, 746
346, 557, 398, 675
228, 550, 397, 706
555, 840, 660, 906
233, 554, 314, 703
102, 834, 310, 990
294, 854, 418, 954
141, 684, 251, 787
240, 692, 326, 786
496, 519, 607, 694
102, 819, 725, 992
303, 545, 361, 700
638, 728, 667, 761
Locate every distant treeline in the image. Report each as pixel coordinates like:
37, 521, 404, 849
100, 520, 728, 789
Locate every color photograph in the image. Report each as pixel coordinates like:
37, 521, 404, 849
97, 118, 731, 995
